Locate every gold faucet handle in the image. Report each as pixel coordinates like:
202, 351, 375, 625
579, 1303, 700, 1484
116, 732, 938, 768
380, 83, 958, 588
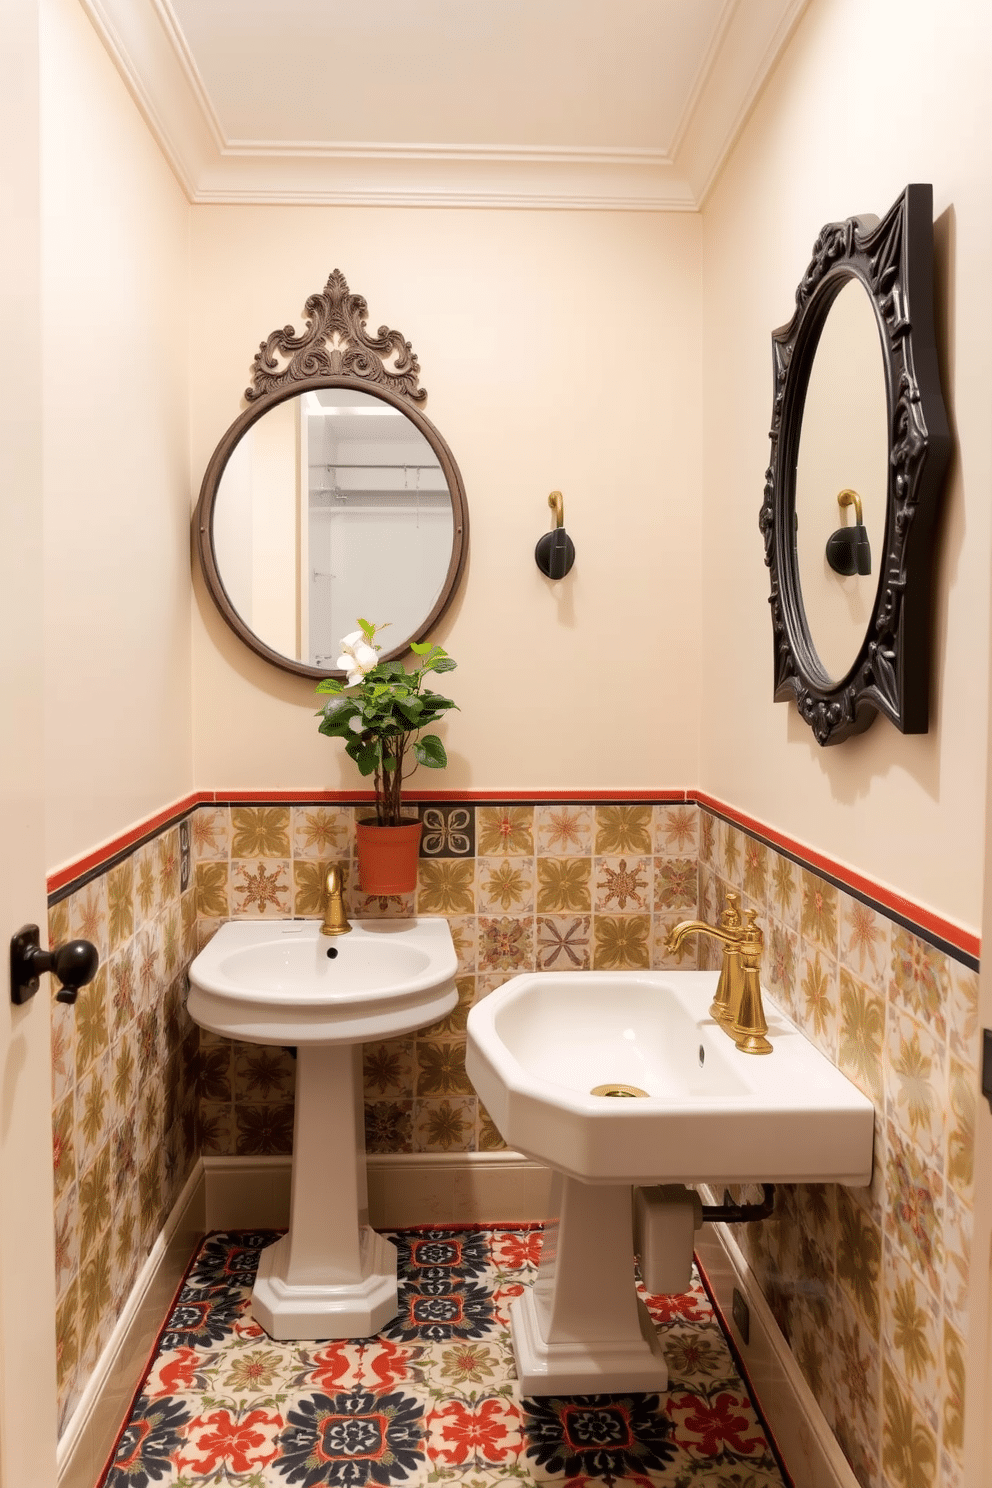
718, 891, 743, 933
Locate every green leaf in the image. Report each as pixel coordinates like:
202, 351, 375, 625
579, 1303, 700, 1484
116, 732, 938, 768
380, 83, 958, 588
357, 617, 377, 643
315, 677, 345, 695
397, 696, 425, 723
429, 655, 457, 673
409, 641, 432, 655
413, 734, 447, 769
346, 739, 380, 775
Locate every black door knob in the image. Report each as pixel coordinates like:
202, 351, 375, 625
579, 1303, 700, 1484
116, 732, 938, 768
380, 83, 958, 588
10, 925, 100, 1006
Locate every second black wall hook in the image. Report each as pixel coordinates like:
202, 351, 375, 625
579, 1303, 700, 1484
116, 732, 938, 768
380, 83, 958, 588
535, 491, 576, 580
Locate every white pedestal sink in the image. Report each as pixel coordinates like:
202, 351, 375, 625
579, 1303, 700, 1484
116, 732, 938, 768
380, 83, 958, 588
188, 917, 457, 1340
466, 970, 874, 1395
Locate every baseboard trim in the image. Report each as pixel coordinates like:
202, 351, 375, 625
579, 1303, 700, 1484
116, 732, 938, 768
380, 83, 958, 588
694, 1196, 859, 1488
203, 1150, 556, 1230
56, 1161, 206, 1488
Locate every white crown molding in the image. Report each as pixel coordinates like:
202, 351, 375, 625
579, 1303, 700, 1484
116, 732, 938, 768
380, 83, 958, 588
674, 0, 813, 206
79, 0, 811, 211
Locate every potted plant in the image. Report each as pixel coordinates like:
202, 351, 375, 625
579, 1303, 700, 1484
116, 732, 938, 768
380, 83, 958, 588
316, 619, 458, 894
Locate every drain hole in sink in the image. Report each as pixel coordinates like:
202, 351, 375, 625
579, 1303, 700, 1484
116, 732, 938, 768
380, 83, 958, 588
590, 1082, 649, 1098
326, 947, 339, 960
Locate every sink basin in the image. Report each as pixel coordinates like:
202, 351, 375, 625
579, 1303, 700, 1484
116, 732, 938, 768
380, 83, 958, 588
465, 969, 874, 1396
188, 916, 457, 1044
466, 969, 874, 1185
186, 916, 457, 1341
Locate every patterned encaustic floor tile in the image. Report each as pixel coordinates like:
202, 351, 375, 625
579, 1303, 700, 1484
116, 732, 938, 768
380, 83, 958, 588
98, 1226, 792, 1488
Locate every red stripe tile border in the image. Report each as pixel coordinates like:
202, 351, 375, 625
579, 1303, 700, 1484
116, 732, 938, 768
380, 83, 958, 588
45, 785, 980, 964
691, 790, 980, 965
46, 792, 206, 896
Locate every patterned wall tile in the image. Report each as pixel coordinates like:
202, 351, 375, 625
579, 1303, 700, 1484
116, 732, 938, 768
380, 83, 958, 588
476, 807, 533, 857
476, 857, 534, 914
536, 803, 593, 856
595, 805, 652, 856
420, 804, 474, 858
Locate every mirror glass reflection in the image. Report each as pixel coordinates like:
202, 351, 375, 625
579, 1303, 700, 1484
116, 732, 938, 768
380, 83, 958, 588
212, 388, 454, 669
794, 277, 888, 683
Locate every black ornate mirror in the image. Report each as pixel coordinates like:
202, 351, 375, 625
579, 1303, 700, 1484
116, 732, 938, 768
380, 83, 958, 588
194, 270, 469, 680
759, 184, 950, 745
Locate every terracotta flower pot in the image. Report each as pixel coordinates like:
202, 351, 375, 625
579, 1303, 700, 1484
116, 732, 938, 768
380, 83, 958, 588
355, 818, 423, 895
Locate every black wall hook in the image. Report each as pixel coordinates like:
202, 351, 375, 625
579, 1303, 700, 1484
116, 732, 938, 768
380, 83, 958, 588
10, 925, 99, 1005
535, 490, 576, 580
825, 488, 872, 576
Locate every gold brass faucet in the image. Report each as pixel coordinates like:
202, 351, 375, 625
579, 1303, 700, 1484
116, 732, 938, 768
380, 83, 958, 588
321, 865, 351, 936
666, 893, 772, 1055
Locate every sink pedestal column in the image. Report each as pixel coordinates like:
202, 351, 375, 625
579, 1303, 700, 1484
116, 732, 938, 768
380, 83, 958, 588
252, 1044, 397, 1340
510, 1173, 667, 1396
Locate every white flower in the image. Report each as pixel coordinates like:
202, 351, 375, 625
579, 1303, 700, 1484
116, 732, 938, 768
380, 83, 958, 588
337, 629, 378, 685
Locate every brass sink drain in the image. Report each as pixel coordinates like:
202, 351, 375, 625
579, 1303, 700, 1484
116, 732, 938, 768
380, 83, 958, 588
590, 1082, 649, 1098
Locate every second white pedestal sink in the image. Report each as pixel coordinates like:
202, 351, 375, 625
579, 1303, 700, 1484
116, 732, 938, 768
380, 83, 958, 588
188, 917, 457, 1340
466, 970, 874, 1395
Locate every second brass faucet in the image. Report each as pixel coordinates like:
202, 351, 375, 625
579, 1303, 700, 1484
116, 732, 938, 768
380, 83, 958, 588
321, 865, 352, 936
666, 892, 772, 1055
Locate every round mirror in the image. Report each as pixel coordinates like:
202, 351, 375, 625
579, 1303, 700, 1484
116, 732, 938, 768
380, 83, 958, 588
794, 277, 888, 682
196, 379, 468, 679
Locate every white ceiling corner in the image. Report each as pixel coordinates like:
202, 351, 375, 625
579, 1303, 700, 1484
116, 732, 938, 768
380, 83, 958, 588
77, 0, 811, 211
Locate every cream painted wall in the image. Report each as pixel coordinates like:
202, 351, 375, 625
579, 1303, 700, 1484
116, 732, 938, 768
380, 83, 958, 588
700, 0, 992, 932
41, 0, 192, 872
189, 209, 703, 791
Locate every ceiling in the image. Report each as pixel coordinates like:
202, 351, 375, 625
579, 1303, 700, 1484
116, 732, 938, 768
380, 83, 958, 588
79, 0, 810, 210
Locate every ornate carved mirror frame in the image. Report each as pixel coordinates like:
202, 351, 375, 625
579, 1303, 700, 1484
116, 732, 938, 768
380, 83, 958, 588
194, 269, 469, 680
759, 184, 950, 745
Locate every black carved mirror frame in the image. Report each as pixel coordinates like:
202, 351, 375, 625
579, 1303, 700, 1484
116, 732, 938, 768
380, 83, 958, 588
759, 184, 950, 745
194, 269, 469, 680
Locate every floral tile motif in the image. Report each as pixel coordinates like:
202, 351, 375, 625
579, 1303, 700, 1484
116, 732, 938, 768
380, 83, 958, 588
231, 806, 291, 859
765, 921, 798, 1021
594, 804, 651, 856
478, 916, 534, 972
230, 860, 293, 917
942, 1318, 966, 1464
292, 805, 352, 860
769, 853, 800, 931
594, 856, 652, 912
800, 870, 838, 957
476, 857, 534, 913
233, 1045, 296, 1103
885, 1006, 945, 1164
947, 964, 979, 1070
194, 861, 229, 918
839, 891, 890, 991
884, 1120, 944, 1295
832, 1293, 881, 1466
98, 1228, 790, 1488
416, 1040, 472, 1097
742, 836, 768, 905
66, 878, 110, 961
654, 856, 696, 910
890, 928, 950, 1039
420, 804, 474, 858
798, 946, 838, 1056
190, 807, 230, 861
413, 1097, 477, 1152
882, 1359, 937, 1488
838, 967, 884, 1104
654, 803, 697, 854
882, 1246, 940, 1430
417, 860, 475, 915
536, 915, 591, 970
945, 1058, 975, 1200
365, 1100, 413, 1153
593, 914, 650, 970
535, 803, 593, 856
536, 857, 591, 914
234, 1102, 295, 1156
364, 1042, 416, 1099
476, 807, 533, 857
133, 843, 159, 924
836, 1185, 882, 1339
106, 860, 134, 950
